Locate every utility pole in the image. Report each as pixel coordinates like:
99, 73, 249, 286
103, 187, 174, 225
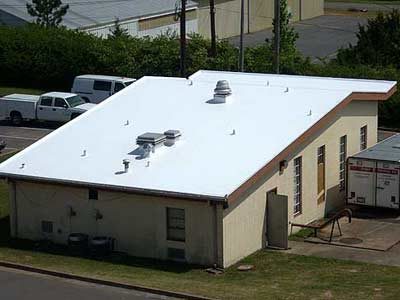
247, 0, 250, 33
209, 0, 216, 57
239, 0, 245, 71
180, 0, 186, 77
274, 0, 281, 74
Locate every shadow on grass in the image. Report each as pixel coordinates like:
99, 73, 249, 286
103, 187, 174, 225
0, 215, 200, 274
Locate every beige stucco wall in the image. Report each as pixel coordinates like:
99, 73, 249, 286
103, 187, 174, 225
138, 11, 197, 31
197, 0, 324, 39
300, 0, 324, 20
10, 181, 218, 266
222, 100, 378, 267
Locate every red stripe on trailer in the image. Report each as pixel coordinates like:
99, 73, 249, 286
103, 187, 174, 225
349, 166, 374, 172
376, 168, 398, 174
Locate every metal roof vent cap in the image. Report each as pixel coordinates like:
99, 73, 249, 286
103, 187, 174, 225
213, 80, 232, 103
123, 159, 130, 173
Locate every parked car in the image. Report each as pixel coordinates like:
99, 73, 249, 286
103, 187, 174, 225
71, 75, 136, 104
0, 92, 95, 125
0, 140, 6, 153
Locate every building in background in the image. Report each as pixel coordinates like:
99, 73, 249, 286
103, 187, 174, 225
0, 0, 323, 38
0, 0, 198, 38
198, 0, 324, 39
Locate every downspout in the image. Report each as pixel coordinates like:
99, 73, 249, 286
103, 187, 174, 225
213, 202, 218, 266
213, 196, 227, 268
8, 179, 18, 238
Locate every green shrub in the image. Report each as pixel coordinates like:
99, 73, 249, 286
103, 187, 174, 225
337, 10, 400, 68
0, 24, 307, 90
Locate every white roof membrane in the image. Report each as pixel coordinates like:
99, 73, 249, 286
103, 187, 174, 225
0, 71, 396, 198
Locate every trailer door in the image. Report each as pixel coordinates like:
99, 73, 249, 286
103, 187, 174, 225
347, 158, 376, 206
376, 161, 400, 209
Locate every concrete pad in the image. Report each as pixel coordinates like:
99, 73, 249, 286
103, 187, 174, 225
305, 218, 400, 251
286, 240, 400, 267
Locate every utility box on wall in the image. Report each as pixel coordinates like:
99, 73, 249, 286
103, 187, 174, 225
347, 134, 400, 210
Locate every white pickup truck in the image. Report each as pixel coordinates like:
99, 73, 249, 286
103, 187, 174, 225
0, 92, 95, 125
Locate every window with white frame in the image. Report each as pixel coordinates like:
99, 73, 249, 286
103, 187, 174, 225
339, 135, 347, 191
360, 126, 367, 150
294, 156, 302, 215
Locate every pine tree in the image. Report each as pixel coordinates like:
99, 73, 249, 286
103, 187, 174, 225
108, 18, 130, 39
26, 0, 69, 27
269, 0, 299, 55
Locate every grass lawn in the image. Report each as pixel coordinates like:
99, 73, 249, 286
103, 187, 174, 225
0, 86, 43, 97
0, 155, 400, 299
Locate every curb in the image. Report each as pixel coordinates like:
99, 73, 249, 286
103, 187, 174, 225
0, 260, 215, 300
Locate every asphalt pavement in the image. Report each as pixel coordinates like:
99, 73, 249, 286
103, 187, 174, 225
228, 15, 368, 60
326, 1, 400, 12
0, 123, 53, 155
0, 267, 175, 300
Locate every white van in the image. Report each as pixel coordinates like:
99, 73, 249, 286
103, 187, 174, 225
71, 75, 136, 103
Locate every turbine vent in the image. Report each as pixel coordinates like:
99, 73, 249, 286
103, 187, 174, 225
212, 80, 232, 103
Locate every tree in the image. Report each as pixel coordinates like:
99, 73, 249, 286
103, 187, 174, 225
337, 10, 400, 68
26, 0, 69, 27
108, 18, 130, 39
268, 0, 299, 55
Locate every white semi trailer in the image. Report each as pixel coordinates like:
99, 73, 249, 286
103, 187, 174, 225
347, 134, 400, 210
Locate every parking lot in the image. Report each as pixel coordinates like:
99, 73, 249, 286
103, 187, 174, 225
228, 14, 369, 60
0, 122, 54, 155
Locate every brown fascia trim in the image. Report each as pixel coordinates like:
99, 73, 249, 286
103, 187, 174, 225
0, 173, 226, 204
227, 87, 397, 204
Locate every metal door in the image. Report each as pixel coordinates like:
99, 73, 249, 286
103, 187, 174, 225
36, 96, 54, 121
376, 161, 400, 209
347, 158, 376, 206
53, 98, 71, 122
266, 193, 288, 249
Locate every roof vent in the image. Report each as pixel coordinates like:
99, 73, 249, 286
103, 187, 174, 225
123, 159, 130, 173
212, 80, 232, 103
136, 132, 166, 146
164, 130, 182, 146
164, 130, 181, 139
